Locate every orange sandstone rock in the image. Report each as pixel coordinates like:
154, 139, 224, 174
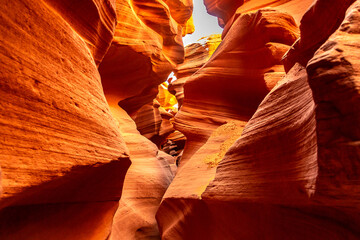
284, 0, 357, 71
133, 100, 175, 147
158, 1, 360, 239
175, 9, 299, 166
204, 0, 313, 27
204, 0, 244, 26
236, 0, 314, 24
158, 63, 318, 240
43, 0, 117, 65
0, 0, 129, 239
105, 97, 175, 239
171, 34, 221, 106
306, 0, 360, 208
99, 0, 192, 116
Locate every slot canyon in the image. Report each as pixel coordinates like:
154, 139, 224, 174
0, 0, 359, 239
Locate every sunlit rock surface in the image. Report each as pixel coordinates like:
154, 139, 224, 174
106, 99, 174, 239
157, 1, 360, 239
43, 0, 117, 65
1, 0, 360, 239
175, 9, 299, 166
158, 63, 318, 239
99, 0, 192, 116
284, 0, 357, 71
0, 0, 130, 239
171, 34, 221, 106
204, 0, 314, 27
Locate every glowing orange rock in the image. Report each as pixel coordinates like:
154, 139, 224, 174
132, 99, 175, 147
0, 0, 129, 238
99, 0, 192, 116
158, 1, 360, 239
175, 9, 299, 166
284, 0, 356, 71
236, 0, 314, 24
306, 0, 360, 212
106, 99, 175, 239
204, 0, 313, 27
170, 34, 221, 106
158, 63, 317, 239
43, 0, 117, 65
204, 0, 244, 26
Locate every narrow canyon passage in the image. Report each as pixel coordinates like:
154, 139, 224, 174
0, 0, 359, 240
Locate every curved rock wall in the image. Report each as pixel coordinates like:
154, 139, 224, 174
0, 0, 191, 239
157, 1, 360, 239
175, 9, 299, 166
0, 0, 129, 239
99, 0, 192, 116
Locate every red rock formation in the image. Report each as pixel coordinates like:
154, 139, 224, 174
306, 0, 360, 208
106, 103, 174, 239
43, 0, 117, 65
284, 0, 356, 71
158, 63, 318, 239
132, 99, 175, 147
99, 0, 192, 116
0, 0, 130, 238
171, 34, 221, 106
204, 0, 314, 27
204, 0, 244, 26
157, 1, 360, 239
236, 0, 314, 24
175, 9, 299, 166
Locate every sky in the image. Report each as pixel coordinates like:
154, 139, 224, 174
182, 1, 223, 46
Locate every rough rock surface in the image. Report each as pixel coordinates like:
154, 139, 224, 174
204, 0, 314, 27
175, 9, 299, 166
158, 1, 360, 239
284, 0, 357, 71
99, 0, 192, 116
306, 0, 360, 208
158, 63, 318, 240
131, 82, 178, 147
133, 100, 175, 147
105, 100, 174, 239
0, 0, 130, 239
43, 0, 117, 65
171, 34, 221, 106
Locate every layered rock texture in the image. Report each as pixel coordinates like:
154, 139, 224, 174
175, 8, 299, 165
170, 34, 221, 106
105, 104, 175, 240
99, 0, 192, 116
0, 0, 130, 239
2, 0, 360, 239
157, 0, 360, 239
0, 0, 190, 239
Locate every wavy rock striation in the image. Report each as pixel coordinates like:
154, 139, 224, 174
171, 34, 221, 106
106, 103, 174, 239
99, 0, 192, 116
284, 0, 357, 71
157, 1, 360, 239
0, 0, 130, 239
174, 9, 299, 166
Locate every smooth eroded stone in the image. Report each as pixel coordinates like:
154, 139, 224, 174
99, 0, 192, 116
175, 9, 299, 166
284, 0, 356, 71
306, 0, 360, 207
0, 0, 130, 239
158, 63, 319, 240
106, 97, 175, 239
171, 34, 221, 106
43, 0, 117, 65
